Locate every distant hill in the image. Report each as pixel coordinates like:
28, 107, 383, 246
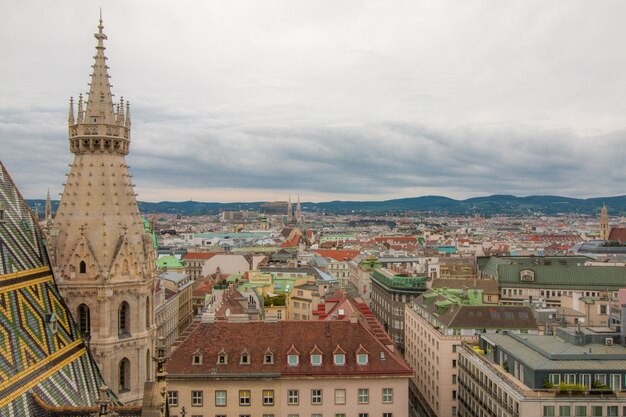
26, 194, 626, 216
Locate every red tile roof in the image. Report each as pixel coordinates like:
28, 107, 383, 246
609, 228, 626, 243
315, 249, 361, 262
166, 320, 412, 377
183, 252, 222, 260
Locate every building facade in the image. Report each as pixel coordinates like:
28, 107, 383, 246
47, 18, 155, 403
370, 267, 429, 349
166, 320, 412, 417
458, 330, 626, 417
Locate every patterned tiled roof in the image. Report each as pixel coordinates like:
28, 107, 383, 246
0, 162, 131, 416
167, 320, 412, 377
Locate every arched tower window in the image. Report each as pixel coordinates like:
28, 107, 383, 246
145, 296, 151, 329
119, 358, 130, 392
79, 260, 86, 274
146, 349, 151, 381
119, 301, 130, 336
77, 304, 90, 336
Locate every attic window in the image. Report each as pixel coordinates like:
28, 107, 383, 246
311, 354, 322, 366
240, 349, 250, 365
264, 350, 274, 364
357, 353, 368, 365
217, 349, 228, 365
287, 354, 299, 366
334, 353, 345, 366
192, 353, 203, 365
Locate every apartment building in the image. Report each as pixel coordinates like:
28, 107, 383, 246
370, 268, 429, 349
166, 320, 412, 417
458, 329, 626, 417
405, 288, 537, 417
478, 256, 626, 307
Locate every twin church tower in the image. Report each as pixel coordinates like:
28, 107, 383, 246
47, 17, 155, 403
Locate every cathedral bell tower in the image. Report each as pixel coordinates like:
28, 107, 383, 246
49, 16, 156, 404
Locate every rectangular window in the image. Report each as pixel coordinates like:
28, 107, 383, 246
564, 374, 576, 384
382, 388, 393, 404
215, 390, 227, 406
288, 355, 299, 366
311, 354, 322, 366
263, 415, 275, 417
591, 406, 603, 417
334, 389, 346, 405
288, 389, 299, 405
358, 388, 369, 404
559, 406, 571, 417
543, 405, 555, 417
357, 353, 368, 365
549, 374, 561, 385
596, 374, 607, 386
167, 391, 178, 407
334, 353, 345, 365
311, 389, 322, 405
383, 414, 393, 417
358, 414, 369, 417
607, 405, 618, 416
335, 414, 346, 417
191, 390, 203, 407
575, 406, 587, 417
239, 390, 251, 406
263, 389, 274, 406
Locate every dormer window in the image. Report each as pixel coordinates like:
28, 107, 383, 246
333, 345, 346, 366
192, 350, 203, 365
356, 344, 369, 365
286, 344, 300, 366
309, 345, 323, 366
334, 353, 345, 366
264, 349, 274, 364
217, 348, 228, 365
240, 349, 250, 365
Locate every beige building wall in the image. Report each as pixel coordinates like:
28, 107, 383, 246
168, 378, 281, 416
201, 255, 250, 276
168, 376, 407, 417
405, 304, 472, 417
280, 376, 407, 417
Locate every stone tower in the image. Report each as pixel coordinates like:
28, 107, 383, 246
296, 194, 303, 224
48, 17, 155, 404
600, 205, 609, 240
287, 194, 293, 222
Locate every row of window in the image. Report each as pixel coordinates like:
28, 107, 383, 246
195, 350, 371, 367
543, 405, 625, 417
167, 388, 394, 407
171, 414, 393, 417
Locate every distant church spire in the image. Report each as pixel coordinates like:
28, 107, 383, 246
296, 194, 302, 224
600, 204, 609, 240
287, 194, 293, 222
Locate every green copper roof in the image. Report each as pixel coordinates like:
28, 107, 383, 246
434, 287, 485, 305
156, 255, 184, 269
371, 268, 428, 291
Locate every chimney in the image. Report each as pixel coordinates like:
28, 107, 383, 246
349, 311, 358, 324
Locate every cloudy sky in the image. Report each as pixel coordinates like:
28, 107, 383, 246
1, 1, 626, 202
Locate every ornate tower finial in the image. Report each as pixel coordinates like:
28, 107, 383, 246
45, 189, 52, 220
68, 97, 75, 126
68, 17, 130, 156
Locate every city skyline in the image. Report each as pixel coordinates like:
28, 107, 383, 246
2, 1, 626, 203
